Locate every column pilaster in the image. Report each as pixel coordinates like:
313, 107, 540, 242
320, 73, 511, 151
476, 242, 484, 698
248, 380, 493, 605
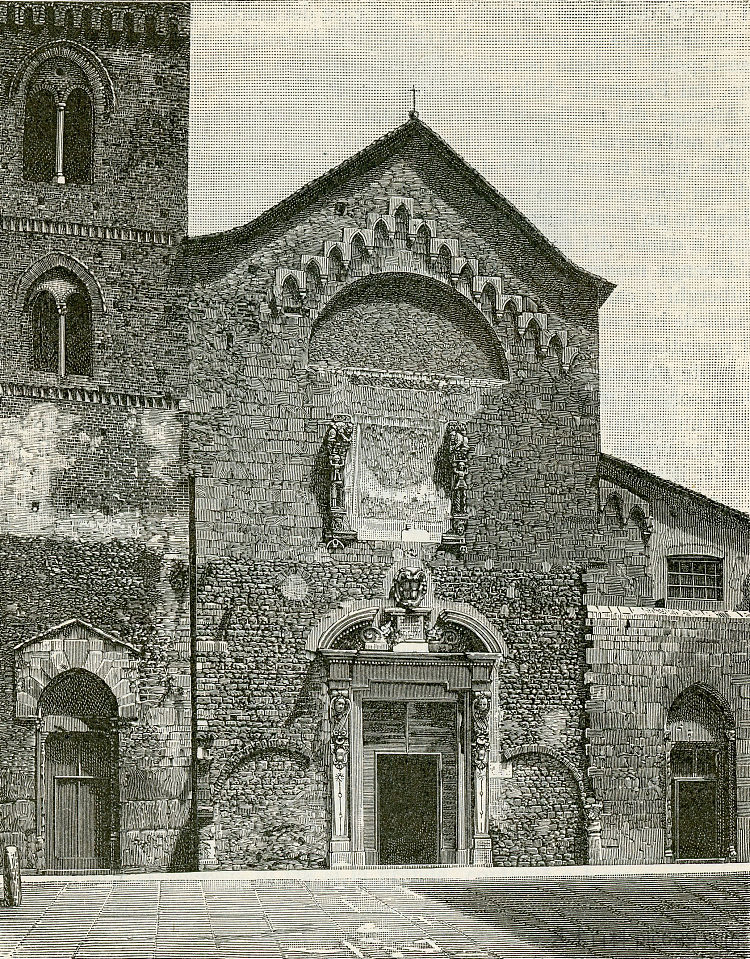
54, 101, 66, 185
329, 688, 352, 867
471, 689, 492, 866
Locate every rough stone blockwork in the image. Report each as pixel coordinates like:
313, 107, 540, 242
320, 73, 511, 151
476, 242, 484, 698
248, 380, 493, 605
0, 535, 191, 872
587, 608, 750, 865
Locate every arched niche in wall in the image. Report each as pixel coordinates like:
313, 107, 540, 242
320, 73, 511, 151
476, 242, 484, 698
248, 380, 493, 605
307, 272, 509, 379
665, 684, 735, 863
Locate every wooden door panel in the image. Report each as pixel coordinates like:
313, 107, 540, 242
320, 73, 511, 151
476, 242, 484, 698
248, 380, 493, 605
377, 754, 439, 865
676, 781, 718, 860
46, 732, 112, 873
53, 779, 79, 863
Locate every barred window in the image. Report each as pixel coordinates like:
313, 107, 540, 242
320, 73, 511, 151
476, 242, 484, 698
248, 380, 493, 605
667, 557, 723, 602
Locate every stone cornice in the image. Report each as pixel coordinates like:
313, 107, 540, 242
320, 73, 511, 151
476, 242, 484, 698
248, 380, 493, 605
1, 214, 176, 246
0, 380, 181, 409
319, 649, 498, 665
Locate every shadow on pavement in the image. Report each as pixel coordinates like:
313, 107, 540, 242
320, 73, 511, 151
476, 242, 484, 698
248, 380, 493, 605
408, 876, 750, 959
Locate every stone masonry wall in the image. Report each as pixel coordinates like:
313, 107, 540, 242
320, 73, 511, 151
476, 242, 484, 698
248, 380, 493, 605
0, 393, 189, 874
490, 753, 587, 867
586, 607, 750, 865
184, 150, 602, 564
308, 276, 508, 378
196, 555, 590, 869
0, 1, 190, 396
0, 2, 190, 234
185, 141, 602, 867
0, 397, 187, 543
0, 533, 191, 873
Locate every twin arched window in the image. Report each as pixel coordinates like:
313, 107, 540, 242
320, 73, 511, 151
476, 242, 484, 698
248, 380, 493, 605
30, 271, 93, 376
22, 60, 94, 184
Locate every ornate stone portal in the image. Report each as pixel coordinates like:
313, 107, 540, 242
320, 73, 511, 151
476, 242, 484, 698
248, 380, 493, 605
315, 573, 501, 868
322, 650, 494, 867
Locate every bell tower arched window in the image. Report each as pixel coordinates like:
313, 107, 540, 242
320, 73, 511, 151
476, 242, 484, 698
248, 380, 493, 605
65, 291, 93, 375
22, 59, 94, 185
23, 89, 56, 182
29, 270, 93, 377
32, 291, 59, 374
63, 88, 93, 184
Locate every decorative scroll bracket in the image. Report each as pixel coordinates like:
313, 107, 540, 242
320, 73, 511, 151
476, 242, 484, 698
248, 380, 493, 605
328, 689, 352, 867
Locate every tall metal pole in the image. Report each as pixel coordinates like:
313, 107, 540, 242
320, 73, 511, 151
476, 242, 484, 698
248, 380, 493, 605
188, 472, 199, 871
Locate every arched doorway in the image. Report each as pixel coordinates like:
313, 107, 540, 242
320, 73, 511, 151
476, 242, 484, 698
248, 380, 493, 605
666, 685, 735, 863
38, 669, 119, 874
309, 593, 507, 868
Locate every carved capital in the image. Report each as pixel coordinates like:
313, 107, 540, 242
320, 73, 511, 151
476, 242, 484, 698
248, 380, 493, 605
329, 691, 351, 769
584, 796, 603, 826
471, 690, 491, 772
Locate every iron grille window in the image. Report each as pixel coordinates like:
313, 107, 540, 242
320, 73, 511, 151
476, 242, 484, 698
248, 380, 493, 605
667, 557, 723, 601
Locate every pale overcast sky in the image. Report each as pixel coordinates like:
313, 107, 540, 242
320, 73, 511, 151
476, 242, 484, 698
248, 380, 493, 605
188, 1, 750, 512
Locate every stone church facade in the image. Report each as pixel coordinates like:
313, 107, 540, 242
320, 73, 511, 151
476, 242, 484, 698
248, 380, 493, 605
0, 0, 748, 874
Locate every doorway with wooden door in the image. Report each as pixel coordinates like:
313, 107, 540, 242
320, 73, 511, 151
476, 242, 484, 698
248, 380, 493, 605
38, 669, 119, 874
666, 685, 734, 863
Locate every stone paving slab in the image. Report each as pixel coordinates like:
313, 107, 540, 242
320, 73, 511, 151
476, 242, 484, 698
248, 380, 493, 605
1, 872, 748, 959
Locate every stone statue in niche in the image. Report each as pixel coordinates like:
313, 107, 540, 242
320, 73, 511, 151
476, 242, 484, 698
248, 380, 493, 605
392, 567, 428, 609
440, 422, 471, 555
448, 422, 470, 516
323, 415, 357, 548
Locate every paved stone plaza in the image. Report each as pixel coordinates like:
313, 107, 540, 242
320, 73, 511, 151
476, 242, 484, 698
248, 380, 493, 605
0, 870, 748, 959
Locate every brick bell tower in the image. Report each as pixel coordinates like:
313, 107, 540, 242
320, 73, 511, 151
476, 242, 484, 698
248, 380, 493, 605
0, 3, 195, 876
0, 1, 190, 396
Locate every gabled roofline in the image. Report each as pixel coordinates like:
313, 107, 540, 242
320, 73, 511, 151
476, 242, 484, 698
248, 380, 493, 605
183, 117, 616, 306
14, 618, 139, 654
600, 453, 750, 525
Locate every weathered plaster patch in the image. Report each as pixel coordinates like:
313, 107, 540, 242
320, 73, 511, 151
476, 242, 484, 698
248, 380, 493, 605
140, 410, 182, 485
0, 404, 77, 535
